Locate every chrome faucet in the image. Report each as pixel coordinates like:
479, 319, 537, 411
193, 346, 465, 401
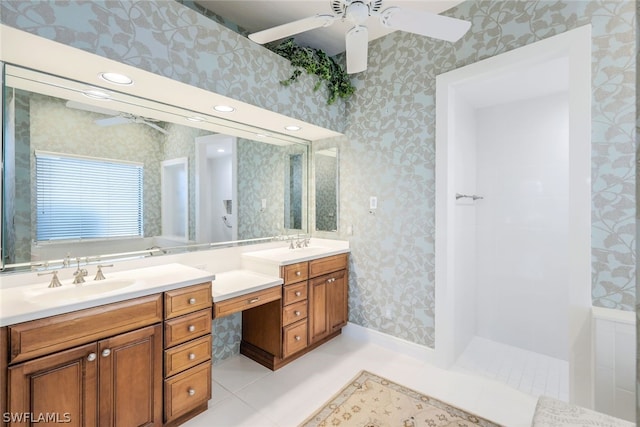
38, 270, 62, 288
94, 264, 114, 281
73, 258, 88, 285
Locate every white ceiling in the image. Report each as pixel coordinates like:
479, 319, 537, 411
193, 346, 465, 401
196, 0, 465, 56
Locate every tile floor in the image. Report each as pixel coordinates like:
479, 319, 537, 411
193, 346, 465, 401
183, 332, 538, 427
453, 336, 570, 401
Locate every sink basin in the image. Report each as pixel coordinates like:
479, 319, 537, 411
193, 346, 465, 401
25, 279, 139, 305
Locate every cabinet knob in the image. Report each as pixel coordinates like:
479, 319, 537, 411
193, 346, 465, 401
188, 353, 196, 360
188, 325, 196, 332
295, 271, 301, 276
294, 311, 301, 316
187, 388, 196, 396
101, 349, 111, 357
188, 297, 196, 305
87, 353, 97, 362
295, 291, 301, 297
295, 335, 301, 341
248, 297, 260, 304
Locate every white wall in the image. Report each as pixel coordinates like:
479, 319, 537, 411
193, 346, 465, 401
453, 97, 478, 359
475, 93, 570, 360
208, 155, 233, 242
593, 307, 636, 422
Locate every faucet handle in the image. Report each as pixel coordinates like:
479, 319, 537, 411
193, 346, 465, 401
39, 270, 62, 288
94, 264, 114, 281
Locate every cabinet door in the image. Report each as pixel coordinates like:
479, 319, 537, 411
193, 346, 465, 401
328, 271, 348, 333
98, 324, 162, 427
8, 342, 98, 427
309, 270, 348, 344
308, 277, 328, 343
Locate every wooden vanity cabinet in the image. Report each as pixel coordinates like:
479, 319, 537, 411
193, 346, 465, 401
1, 282, 214, 427
5, 295, 164, 427
241, 253, 348, 370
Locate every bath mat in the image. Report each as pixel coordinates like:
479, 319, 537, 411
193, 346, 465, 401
299, 370, 503, 427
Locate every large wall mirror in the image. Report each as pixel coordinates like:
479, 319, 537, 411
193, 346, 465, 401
2, 26, 339, 271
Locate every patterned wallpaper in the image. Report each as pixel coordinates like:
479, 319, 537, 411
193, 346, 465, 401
339, 0, 636, 347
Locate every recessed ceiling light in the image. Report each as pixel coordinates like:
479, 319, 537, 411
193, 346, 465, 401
217, 149, 225, 153
186, 116, 205, 122
82, 89, 111, 100
98, 72, 134, 86
255, 133, 270, 138
213, 105, 235, 113
284, 125, 301, 131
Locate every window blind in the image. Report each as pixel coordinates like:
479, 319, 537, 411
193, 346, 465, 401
35, 151, 143, 241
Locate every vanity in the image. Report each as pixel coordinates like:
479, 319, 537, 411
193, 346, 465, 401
0, 264, 215, 427
0, 241, 350, 426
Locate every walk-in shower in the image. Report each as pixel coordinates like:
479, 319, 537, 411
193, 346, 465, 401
435, 26, 592, 407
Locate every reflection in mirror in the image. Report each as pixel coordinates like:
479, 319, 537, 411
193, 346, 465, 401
161, 157, 189, 241
284, 153, 305, 230
315, 147, 339, 232
2, 66, 310, 270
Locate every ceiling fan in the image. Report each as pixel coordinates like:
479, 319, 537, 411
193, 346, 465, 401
94, 114, 169, 135
248, 0, 472, 74
65, 100, 169, 135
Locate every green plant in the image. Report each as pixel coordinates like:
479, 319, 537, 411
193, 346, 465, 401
269, 38, 355, 105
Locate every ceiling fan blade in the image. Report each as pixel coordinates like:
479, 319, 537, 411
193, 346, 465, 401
248, 14, 335, 44
380, 7, 471, 43
95, 116, 131, 126
346, 26, 369, 74
142, 120, 169, 135
65, 100, 119, 116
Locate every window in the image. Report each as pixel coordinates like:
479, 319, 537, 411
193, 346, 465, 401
35, 151, 143, 241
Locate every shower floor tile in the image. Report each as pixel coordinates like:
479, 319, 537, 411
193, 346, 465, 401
453, 336, 569, 401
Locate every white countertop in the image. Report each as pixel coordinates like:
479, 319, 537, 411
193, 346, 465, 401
0, 263, 215, 326
242, 242, 350, 266
212, 270, 283, 302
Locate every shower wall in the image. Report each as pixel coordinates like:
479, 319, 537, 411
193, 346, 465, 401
475, 93, 570, 360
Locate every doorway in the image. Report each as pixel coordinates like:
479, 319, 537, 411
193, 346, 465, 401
435, 26, 592, 406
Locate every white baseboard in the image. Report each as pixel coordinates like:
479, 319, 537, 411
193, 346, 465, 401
342, 322, 440, 365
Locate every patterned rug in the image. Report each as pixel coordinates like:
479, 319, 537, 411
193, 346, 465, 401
300, 370, 503, 427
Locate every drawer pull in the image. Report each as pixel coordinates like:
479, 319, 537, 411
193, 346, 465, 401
188, 297, 196, 305
187, 388, 196, 396
248, 297, 260, 304
188, 353, 196, 360
326, 278, 336, 283
87, 353, 97, 362
295, 335, 301, 341
295, 291, 301, 297
295, 271, 301, 276
294, 311, 301, 316
101, 349, 111, 357
188, 325, 196, 332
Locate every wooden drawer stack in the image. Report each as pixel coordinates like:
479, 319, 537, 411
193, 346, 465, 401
163, 282, 213, 426
281, 262, 309, 358
241, 253, 349, 370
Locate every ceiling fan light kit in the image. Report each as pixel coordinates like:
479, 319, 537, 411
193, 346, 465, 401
249, 0, 472, 74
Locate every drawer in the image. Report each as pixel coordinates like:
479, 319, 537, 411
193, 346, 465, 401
9, 294, 163, 364
283, 282, 307, 305
309, 253, 348, 278
283, 320, 307, 358
165, 282, 212, 320
164, 362, 211, 422
282, 262, 308, 285
164, 309, 212, 348
164, 335, 212, 377
309, 269, 346, 287
282, 300, 307, 326
213, 286, 281, 318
